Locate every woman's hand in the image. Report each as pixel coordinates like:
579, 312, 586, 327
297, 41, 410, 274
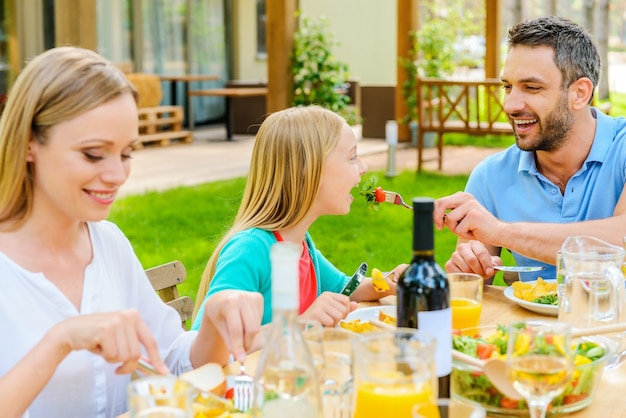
300, 292, 356, 327
53, 310, 167, 375
0, 310, 165, 418
200, 290, 264, 364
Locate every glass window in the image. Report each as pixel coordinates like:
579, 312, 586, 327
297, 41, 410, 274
141, 0, 186, 75
96, 0, 228, 125
97, 0, 133, 70
256, 0, 266, 59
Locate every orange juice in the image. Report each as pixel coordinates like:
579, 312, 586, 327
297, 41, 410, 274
352, 382, 436, 418
451, 297, 482, 332
413, 403, 442, 418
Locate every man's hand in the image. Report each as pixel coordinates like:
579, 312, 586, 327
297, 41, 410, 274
445, 240, 503, 279
434, 192, 506, 246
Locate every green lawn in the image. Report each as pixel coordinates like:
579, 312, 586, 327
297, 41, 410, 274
108, 170, 484, 300
607, 91, 626, 116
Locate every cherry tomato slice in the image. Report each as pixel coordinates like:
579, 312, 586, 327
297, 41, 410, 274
374, 187, 386, 202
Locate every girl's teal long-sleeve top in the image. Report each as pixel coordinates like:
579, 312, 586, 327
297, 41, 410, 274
192, 228, 350, 328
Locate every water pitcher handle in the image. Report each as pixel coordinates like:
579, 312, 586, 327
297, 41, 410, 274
606, 265, 624, 322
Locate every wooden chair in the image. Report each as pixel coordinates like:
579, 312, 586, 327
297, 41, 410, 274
145, 260, 194, 330
416, 77, 514, 172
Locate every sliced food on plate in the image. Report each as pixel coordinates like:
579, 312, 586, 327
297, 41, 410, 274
339, 306, 397, 333
370, 267, 391, 292
504, 278, 558, 316
511, 277, 558, 305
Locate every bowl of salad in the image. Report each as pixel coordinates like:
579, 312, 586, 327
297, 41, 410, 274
451, 323, 615, 415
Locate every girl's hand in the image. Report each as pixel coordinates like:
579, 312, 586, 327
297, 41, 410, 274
300, 292, 357, 327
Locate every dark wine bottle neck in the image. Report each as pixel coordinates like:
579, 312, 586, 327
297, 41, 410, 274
411, 198, 435, 252
412, 250, 435, 258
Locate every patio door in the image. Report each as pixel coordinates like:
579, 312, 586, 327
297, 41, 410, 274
97, 0, 230, 125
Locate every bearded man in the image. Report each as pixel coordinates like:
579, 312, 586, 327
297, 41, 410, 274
433, 16, 626, 283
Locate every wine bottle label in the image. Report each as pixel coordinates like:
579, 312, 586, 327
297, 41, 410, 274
418, 308, 452, 377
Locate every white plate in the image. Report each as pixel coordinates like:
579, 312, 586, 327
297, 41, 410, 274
342, 306, 396, 323
503, 280, 558, 316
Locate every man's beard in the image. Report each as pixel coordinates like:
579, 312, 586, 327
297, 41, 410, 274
514, 93, 574, 152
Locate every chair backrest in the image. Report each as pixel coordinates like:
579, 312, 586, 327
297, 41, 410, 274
145, 260, 194, 330
125, 73, 163, 108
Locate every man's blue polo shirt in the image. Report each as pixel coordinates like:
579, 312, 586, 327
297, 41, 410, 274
465, 109, 626, 281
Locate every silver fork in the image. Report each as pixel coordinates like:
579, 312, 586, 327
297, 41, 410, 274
383, 190, 412, 209
233, 363, 254, 412
383, 271, 397, 283
606, 348, 626, 369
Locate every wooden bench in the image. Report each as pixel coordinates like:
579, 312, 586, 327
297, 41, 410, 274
416, 77, 514, 172
126, 73, 193, 148
145, 260, 194, 330
188, 87, 268, 139
135, 105, 193, 148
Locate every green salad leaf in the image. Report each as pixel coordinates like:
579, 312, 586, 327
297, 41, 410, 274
359, 177, 380, 210
533, 293, 558, 305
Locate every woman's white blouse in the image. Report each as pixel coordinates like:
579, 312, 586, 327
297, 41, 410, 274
0, 221, 197, 418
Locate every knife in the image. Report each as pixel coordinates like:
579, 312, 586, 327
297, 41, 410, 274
340, 262, 368, 296
494, 265, 545, 272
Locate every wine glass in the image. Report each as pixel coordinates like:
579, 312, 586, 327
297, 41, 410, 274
506, 321, 572, 418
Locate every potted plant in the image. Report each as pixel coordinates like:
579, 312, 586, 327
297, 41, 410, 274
399, 31, 420, 146
291, 13, 363, 137
400, 20, 455, 147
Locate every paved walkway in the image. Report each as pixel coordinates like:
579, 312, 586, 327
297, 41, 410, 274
120, 126, 504, 197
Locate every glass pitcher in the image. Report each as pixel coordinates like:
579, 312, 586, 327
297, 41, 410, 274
558, 235, 625, 328
351, 328, 437, 418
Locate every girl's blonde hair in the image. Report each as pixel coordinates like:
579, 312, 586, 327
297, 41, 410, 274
193, 105, 346, 318
0, 46, 138, 228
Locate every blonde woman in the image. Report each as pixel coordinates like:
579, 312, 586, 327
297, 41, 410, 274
192, 106, 403, 330
0, 46, 262, 418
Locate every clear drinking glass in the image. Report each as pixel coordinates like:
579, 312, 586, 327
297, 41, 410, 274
506, 321, 572, 418
303, 327, 355, 418
128, 375, 194, 417
352, 328, 436, 418
623, 236, 626, 278
448, 273, 483, 333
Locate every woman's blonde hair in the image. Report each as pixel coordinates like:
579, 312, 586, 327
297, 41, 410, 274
0, 46, 138, 228
193, 105, 346, 318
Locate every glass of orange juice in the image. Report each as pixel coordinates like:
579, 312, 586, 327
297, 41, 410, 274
352, 329, 437, 418
413, 398, 486, 418
449, 273, 483, 333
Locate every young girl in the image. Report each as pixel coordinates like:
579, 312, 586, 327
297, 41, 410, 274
0, 46, 263, 418
192, 105, 403, 329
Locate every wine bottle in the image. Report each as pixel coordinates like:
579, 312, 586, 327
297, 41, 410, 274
253, 242, 322, 418
396, 197, 452, 398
